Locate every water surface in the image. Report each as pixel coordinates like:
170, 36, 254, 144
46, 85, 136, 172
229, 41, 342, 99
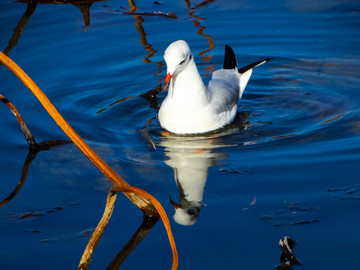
1, 0, 360, 269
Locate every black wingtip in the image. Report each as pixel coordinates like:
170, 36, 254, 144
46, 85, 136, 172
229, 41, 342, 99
223, 45, 238, 69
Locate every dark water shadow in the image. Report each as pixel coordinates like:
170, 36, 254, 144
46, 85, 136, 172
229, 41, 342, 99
2, 2, 37, 57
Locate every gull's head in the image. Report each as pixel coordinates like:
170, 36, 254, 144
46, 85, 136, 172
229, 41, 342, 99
169, 195, 202, 226
164, 40, 193, 86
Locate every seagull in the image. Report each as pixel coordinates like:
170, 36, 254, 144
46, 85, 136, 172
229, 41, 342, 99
158, 40, 272, 134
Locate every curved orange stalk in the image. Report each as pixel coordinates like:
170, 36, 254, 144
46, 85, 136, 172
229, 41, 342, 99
0, 53, 126, 186
112, 185, 178, 270
0, 51, 178, 269
0, 51, 153, 213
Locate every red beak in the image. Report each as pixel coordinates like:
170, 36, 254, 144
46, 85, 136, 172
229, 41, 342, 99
165, 72, 172, 86
169, 195, 180, 209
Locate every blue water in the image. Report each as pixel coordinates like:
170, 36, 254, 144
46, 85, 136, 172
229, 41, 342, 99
1, 0, 360, 269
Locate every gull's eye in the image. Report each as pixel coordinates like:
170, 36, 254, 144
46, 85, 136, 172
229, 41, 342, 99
179, 59, 186, 65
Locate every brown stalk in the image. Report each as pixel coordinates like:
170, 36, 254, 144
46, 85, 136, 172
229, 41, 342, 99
0, 51, 154, 215
0, 51, 178, 269
78, 191, 117, 270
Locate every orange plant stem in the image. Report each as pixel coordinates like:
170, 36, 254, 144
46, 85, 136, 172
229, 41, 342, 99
0, 51, 178, 269
0, 51, 153, 214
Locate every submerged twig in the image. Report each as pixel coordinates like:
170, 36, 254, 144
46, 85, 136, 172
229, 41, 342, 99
78, 191, 117, 270
96, 84, 163, 114
111, 186, 178, 270
107, 213, 159, 269
0, 140, 70, 207
0, 149, 36, 207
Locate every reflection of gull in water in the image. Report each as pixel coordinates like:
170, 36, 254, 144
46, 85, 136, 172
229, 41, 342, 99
159, 116, 248, 225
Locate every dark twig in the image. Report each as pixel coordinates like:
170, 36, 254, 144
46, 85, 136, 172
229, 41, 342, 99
96, 84, 163, 114
0, 94, 71, 151
107, 215, 159, 269
0, 94, 37, 149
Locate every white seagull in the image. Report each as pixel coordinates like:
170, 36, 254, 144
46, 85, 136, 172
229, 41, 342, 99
158, 40, 272, 134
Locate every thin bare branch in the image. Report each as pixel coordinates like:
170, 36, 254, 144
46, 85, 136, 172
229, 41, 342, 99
78, 191, 117, 270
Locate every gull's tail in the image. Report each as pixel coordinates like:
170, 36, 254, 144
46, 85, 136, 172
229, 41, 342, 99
222, 44, 273, 97
238, 58, 273, 74
238, 57, 273, 97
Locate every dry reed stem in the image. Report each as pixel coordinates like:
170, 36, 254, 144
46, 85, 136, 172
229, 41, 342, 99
0, 51, 154, 215
78, 191, 117, 270
0, 51, 178, 269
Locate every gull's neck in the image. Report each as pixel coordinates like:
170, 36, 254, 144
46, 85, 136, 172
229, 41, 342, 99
168, 59, 208, 104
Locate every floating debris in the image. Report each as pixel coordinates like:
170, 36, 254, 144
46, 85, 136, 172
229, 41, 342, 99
78, 228, 95, 238
260, 201, 321, 227
291, 219, 320, 225
219, 167, 253, 174
19, 211, 44, 219
40, 238, 56, 243
328, 185, 360, 200
123, 11, 177, 19
24, 229, 41, 233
